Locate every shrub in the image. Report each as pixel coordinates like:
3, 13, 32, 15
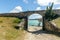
14, 26, 20, 30
13, 18, 21, 23
45, 3, 59, 21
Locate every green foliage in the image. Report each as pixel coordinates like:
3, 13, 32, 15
45, 3, 59, 21
13, 18, 21, 23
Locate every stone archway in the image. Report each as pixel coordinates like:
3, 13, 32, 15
0, 10, 46, 31
27, 13, 44, 31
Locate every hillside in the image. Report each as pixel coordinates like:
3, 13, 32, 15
0, 17, 25, 40
51, 17, 60, 28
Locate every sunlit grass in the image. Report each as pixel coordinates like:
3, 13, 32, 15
0, 17, 26, 40
51, 17, 60, 28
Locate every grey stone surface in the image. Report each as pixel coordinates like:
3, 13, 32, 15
0, 9, 60, 31
0, 9, 60, 17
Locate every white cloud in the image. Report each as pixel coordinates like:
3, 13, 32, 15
36, 7, 41, 10
23, 0, 28, 4
10, 6, 23, 13
28, 14, 42, 19
56, 7, 60, 9
52, 7, 60, 9
37, 0, 60, 6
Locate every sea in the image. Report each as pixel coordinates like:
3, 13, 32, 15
28, 20, 43, 26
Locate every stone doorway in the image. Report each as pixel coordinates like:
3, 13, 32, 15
28, 13, 43, 32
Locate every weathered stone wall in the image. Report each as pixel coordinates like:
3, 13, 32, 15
0, 9, 60, 30
16, 19, 24, 28
0, 9, 60, 17
44, 19, 60, 32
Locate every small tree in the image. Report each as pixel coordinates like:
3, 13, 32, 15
45, 3, 58, 21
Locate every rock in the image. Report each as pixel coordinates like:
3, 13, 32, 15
14, 26, 20, 30
50, 22, 56, 26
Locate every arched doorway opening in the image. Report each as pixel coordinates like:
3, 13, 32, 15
28, 13, 43, 31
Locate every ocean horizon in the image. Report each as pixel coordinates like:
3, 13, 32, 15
28, 20, 43, 26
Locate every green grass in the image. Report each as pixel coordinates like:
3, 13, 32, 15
0, 17, 26, 40
13, 18, 21, 23
51, 17, 60, 28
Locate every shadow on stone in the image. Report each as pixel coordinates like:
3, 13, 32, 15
27, 29, 60, 37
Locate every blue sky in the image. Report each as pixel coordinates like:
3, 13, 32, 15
0, 0, 60, 13
0, 0, 60, 19
0, 0, 39, 13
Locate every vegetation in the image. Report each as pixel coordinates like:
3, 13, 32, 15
13, 18, 21, 23
51, 17, 60, 28
45, 3, 59, 21
0, 17, 25, 40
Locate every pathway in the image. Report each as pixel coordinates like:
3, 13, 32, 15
24, 26, 60, 40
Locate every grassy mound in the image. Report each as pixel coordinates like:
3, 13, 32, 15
51, 17, 60, 28
0, 17, 25, 40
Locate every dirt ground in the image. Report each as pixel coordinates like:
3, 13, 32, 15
24, 26, 60, 40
